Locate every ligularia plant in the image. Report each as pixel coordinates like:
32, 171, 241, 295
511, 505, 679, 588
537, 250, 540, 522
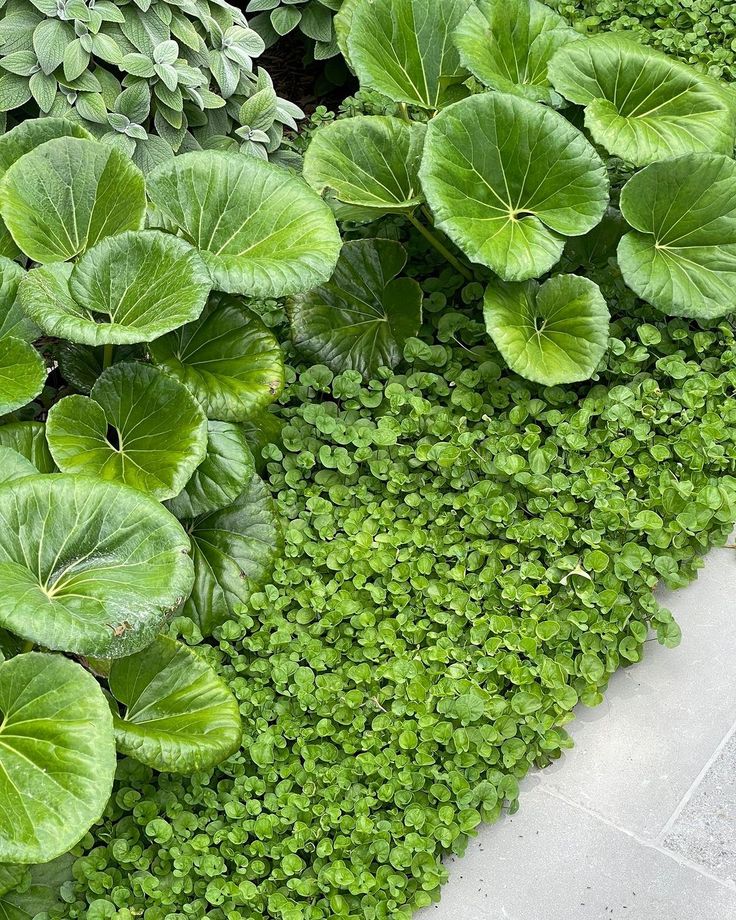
299, 0, 736, 386
0, 114, 341, 887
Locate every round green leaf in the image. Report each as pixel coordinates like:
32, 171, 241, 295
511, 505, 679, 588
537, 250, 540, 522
166, 421, 255, 519
454, 0, 579, 106
347, 0, 473, 110
182, 474, 282, 636
0, 854, 73, 920
303, 116, 426, 213
146, 151, 341, 298
109, 635, 242, 773
618, 154, 736, 319
0, 421, 54, 472
17, 230, 211, 345
420, 92, 609, 281
0, 446, 37, 485
0, 136, 146, 263
290, 238, 422, 378
483, 274, 610, 385
55, 342, 145, 394
0, 652, 116, 863
0, 474, 195, 657
46, 363, 208, 500
0, 257, 36, 343
0, 336, 46, 416
149, 295, 284, 423
548, 35, 734, 166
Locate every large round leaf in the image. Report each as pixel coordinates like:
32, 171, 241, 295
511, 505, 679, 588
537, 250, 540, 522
420, 92, 609, 281
146, 151, 341, 298
454, 0, 579, 106
347, 0, 473, 110
0, 422, 54, 472
149, 295, 284, 423
17, 231, 211, 346
182, 474, 282, 636
618, 154, 736, 319
0, 336, 46, 416
484, 274, 610, 385
0, 854, 73, 920
0, 652, 116, 864
0, 257, 35, 343
46, 363, 208, 500
109, 635, 242, 773
0, 136, 146, 263
290, 238, 422, 378
548, 35, 734, 166
0, 447, 37, 486
166, 421, 255, 519
303, 116, 426, 213
0, 475, 194, 657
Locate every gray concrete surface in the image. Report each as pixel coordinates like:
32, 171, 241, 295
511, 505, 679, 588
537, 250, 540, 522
421, 541, 736, 920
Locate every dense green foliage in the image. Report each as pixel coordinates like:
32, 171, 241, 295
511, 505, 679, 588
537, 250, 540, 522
248, 0, 344, 60
60, 258, 736, 918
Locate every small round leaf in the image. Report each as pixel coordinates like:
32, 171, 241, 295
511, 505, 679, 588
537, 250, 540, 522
290, 238, 422, 378
149, 295, 284, 422
0, 652, 116, 864
0, 475, 195, 657
483, 274, 610, 385
46, 363, 208, 500
146, 151, 341, 297
109, 635, 242, 773
420, 92, 609, 281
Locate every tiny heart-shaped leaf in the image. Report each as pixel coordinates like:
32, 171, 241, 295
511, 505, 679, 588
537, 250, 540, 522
109, 634, 242, 773
182, 474, 282, 637
420, 92, 608, 281
146, 150, 341, 297
0, 136, 146, 262
483, 273, 610, 385
290, 238, 422, 378
46, 363, 208, 500
0, 474, 194, 657
548, 34, 734, 166
149, 294, 284, 422
618, 153, 736, 319
303, 116, 426, 213
17, 230, 211, 345
0, 652, 116, 864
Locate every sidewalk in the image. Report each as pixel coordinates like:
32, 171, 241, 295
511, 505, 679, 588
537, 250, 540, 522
423, 541, 736, 920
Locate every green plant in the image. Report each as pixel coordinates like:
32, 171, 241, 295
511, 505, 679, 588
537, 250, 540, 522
298, 0, 736, 386
248, 0, 344, 59
0, 0, 302, 168
0, 115, 341, 899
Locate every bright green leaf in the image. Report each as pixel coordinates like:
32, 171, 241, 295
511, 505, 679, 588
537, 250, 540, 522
0, 446, 38, 485
0, 421, 54, 472
0, 336, 45, 415
0, 854, 73, 920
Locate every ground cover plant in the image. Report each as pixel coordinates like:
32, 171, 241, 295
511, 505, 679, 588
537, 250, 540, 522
2, 0, 736, 918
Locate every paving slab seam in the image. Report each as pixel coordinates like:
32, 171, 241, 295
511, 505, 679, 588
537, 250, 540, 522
538, 786, 736, 892
655, 714, 736, 846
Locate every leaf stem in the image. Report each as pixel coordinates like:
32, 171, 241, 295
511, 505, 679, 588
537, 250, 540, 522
102, 343, 114, 370
406, 210, 473, 281
398, 102, 411, 123
21, 640, 34, 654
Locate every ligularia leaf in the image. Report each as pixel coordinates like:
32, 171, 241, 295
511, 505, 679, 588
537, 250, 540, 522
0, 256, 35, 342
146, 150, 341, 297
303, 116, 426, 213
0, 652, 116, 864
0, 475, 194, 658
0, 136, 146, 262
346, 0, 473, 110
618, 154, 736, 319
484, 274, 610, 385
548, 35, 734, 166
149, 295, 284, 423
0, 421, 54, 473
420, 92, 608, 281
17, 231, 211, 345
182, 474, 282, 636
109, 635, 242, 773
454, 0, 579, 106
46, 363, 208, 500
0, 447, 37, 486
290, 238, 422, 378
0, 336, 46, 416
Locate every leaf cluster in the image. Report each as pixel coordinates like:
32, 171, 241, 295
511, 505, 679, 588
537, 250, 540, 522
247, 0, 344, 60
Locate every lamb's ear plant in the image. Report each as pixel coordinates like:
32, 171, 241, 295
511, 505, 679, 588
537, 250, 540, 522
301, 0, 736, 385
0, 115, 341, 885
